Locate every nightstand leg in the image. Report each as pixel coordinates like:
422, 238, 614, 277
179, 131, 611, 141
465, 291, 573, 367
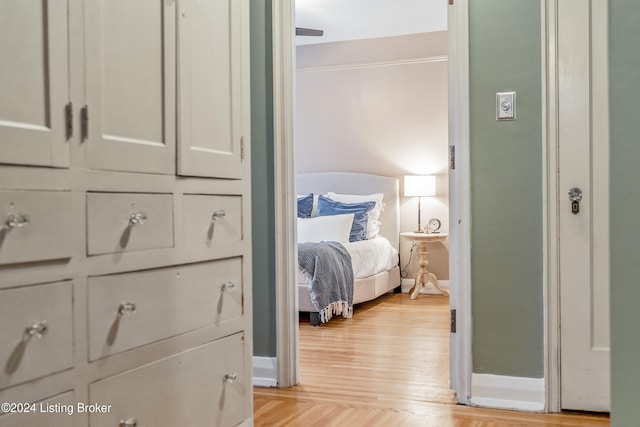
410, 241, 448, 298
427, 272, 449, 296
409, 272, 425, 299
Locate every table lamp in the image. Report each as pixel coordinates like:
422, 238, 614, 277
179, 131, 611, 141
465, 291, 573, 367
404, 175, 436, 233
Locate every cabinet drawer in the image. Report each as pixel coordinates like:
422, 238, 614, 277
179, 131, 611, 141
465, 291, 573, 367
86, 192, 173, 255
89, 333, 247, 427
0, 191, 73, 265
0, 282, 73, 388
88, 258, 243, 360
183, 194, 242, 248
0, 391, 75, 427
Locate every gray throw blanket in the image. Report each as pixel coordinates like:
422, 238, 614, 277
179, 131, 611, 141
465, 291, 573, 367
298, 241, 354, 323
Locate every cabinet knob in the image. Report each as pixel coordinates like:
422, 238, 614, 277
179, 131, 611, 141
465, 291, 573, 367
221, 281, 235, 292
118, 302, 137, 316
25, 321, 48, 338
224, 373, 237, 383
119, 418, 138, 427
5, 213, 30, 229
129, 212, 147, 226
211, 210, 226, 222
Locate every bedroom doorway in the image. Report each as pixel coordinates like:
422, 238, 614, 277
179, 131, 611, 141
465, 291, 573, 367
270, 0, 468, 404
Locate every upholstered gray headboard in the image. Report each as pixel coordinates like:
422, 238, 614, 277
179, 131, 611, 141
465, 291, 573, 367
296, 172, 400, 251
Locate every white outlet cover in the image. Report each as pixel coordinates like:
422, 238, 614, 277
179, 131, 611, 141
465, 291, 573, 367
496, 91, 516, 120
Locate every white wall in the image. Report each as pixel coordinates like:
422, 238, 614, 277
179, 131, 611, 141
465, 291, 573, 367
295, 31, 449, 279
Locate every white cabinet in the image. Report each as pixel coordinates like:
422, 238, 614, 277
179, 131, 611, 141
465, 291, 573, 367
0, 0, 253, 425
0, 0, 250, 178
0, 0, 70, 168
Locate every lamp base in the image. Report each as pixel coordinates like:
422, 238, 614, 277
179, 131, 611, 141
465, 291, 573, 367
414, 229, 424, 233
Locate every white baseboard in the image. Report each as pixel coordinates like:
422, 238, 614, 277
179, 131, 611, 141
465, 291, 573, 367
253, 356, 278, 387
401, 278, 450, 295
470, 373, 545, 412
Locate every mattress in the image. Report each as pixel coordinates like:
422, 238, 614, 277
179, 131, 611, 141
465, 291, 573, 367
297, 236, 399, 283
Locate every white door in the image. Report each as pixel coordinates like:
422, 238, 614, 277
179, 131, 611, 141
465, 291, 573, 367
0, 0, 70, 168
558, 0, 610, 412
177, 0, 248, 179
85, 0, 176, 175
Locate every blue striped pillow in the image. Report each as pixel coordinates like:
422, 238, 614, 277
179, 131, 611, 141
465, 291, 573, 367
317, 195, 375, 242
297, 194, 314, 218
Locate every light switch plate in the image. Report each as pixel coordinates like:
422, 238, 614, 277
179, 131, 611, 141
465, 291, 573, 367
496, 91, 516, 120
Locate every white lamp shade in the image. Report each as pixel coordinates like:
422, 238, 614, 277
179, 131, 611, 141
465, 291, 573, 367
404, 175, 436, 197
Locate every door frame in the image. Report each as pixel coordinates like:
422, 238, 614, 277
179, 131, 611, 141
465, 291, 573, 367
447, 0, 472, 405
543, 0, 561, 413
272, 0, 299, 388
271, 0, 472, 400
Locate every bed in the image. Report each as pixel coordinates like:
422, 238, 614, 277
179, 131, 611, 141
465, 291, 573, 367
296, 172, 401, 325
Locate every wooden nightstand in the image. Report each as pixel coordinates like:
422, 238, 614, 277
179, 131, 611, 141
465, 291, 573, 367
400, 231, 449, 299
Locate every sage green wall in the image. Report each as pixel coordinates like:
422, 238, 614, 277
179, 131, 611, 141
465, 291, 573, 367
469, 0, 544, 377
250, 0, 277, 357
610, 0, 640, 424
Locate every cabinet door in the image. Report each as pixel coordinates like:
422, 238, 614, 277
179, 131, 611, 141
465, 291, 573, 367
0, 0, 69, 168
85, 0, 176, 175
177, 0, 249, 179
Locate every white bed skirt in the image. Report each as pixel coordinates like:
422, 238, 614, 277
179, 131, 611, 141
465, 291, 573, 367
298, 265, 401, 313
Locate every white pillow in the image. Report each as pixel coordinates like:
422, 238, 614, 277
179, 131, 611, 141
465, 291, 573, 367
325, 192, 384, 239
297, 213, 354, 244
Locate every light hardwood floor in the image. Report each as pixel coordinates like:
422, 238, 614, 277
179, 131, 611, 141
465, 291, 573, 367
254, 293, 610, 426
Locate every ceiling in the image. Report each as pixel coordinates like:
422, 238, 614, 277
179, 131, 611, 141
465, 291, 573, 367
295, 0, 448, 46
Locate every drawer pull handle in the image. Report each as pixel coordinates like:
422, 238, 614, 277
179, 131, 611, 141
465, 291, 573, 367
5, 213, 30, 229
221, 281, 235, 292
224, 373, 237, 383
119, 418, 138, 427
211, 210, 226, 221
25, 321, 48, 338
118, 302, 137, 316
129, 212, 147, 226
